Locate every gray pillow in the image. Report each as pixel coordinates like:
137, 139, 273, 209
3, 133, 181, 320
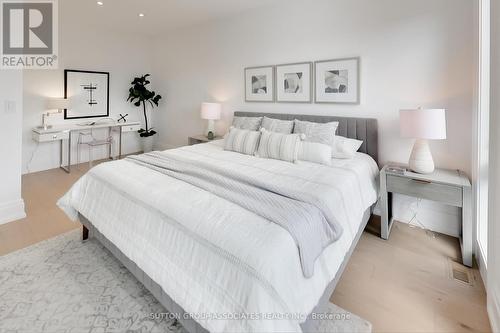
293, 119, 339, 146
261, 116, 294, 134
232, 116, 262, 131
224, 127, 261, 155
256, 129, 304, 163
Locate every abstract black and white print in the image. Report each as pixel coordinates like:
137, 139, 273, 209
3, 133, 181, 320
284, 72, 303, 93
325, 70, 348, 93
64, 70, 109, 119
252, 75, 267, 94
245, 66, 274, 101
315, 58, 358, 103
275, 62, 311, 102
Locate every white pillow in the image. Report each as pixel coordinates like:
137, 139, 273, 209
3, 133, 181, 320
332, 136, 363, 159
224, 127, 261, 155
261, 116, 294, 134
293, 119, 339, 146
256, 128, 304, 163
298, 141, 332, 166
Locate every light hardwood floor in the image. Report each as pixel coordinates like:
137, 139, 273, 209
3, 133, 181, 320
0, 162, 492, 333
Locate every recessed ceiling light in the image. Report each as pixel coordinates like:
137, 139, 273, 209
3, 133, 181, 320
97, 1, 103, 5
139, 13, 145, 17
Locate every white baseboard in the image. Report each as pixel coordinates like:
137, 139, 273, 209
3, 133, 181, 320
0, 199, 26, 225
488, 285, 500, 333
476, 241, 488, 287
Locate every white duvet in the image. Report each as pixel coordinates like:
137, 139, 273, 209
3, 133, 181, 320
58, 140, 379, 333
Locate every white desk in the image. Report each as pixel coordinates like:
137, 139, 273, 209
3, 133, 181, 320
32, 121, 141, 173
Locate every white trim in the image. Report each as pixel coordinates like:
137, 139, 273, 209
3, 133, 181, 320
0, 199, 26, 225
476, 239, 488, 287
488, 285, 500, 333
474, 0, 490, 272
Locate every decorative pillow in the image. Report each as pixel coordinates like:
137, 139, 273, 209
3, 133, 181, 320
298, 142, 332, 166
332, 136, 363, 159
293, 120, 339, 146
261, 116, 294, 134
256, 129, 304, 163
224, 127, 261, 155
232, 116, 262, 131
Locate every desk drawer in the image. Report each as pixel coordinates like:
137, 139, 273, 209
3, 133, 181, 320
33, 131, 69, 142
387, 174, 462, 207
122, 124, 141, 132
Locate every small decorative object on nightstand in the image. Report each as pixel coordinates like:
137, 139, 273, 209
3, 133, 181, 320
400, 108, 446, 174
380, 164, 472, 267
200, 102, 221, 138
188, 134, 222, 146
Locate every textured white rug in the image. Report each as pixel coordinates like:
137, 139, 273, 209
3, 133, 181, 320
0, 230, 372, 333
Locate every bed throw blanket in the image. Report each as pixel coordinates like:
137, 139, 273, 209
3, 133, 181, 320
126, 152, 343, 278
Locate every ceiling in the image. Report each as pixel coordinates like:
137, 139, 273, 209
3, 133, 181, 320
62, 0, 288, 36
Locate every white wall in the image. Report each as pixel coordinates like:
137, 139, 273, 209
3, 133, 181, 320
0, 70, 25, 224
487, 0, 500, 331
151, 0, 476, 237
22, 0, 152, 174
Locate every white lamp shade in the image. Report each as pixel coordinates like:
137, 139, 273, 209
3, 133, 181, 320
47, 98, 70, 110
200, 102, 221, 120
400, 108, 446, 140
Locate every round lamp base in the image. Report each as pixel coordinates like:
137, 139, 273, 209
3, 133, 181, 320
409, 139, 435, 174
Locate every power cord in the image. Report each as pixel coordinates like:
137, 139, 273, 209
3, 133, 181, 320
26, 141, 39, 174
406, 198, 436, 238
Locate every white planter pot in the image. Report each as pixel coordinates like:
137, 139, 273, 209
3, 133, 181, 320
141, 136, 154, 153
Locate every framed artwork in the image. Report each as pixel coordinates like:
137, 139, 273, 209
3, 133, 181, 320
314, 57, 359, 104
245, 66, 274, 102
275, 62, 312, 103
64, 69, 110, 119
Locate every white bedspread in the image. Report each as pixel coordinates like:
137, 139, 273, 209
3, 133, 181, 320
58, 140, 379, 333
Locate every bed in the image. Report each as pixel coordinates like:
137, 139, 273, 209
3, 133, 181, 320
58, 112, 379, 333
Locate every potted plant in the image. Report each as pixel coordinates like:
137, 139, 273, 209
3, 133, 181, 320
127, 74, 162, 153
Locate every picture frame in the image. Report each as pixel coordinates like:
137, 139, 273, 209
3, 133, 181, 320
275, 62, 312, 103
64, 69, 110, 119
245, 66, 274, 102
314, 57, 359, 104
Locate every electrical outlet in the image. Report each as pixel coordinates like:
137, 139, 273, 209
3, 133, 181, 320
4, 100, 16, 114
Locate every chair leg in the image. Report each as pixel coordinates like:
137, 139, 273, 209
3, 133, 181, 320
77, 143, 80, 166
89, 146, 93, 168
110, 139, 114, 160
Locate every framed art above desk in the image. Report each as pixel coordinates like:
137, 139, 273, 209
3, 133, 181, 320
64, 70, 110, 120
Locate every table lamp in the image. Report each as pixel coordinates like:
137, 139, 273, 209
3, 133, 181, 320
40, 98, 70, 130
200, 102, 221, 139
400, 108, 446, 174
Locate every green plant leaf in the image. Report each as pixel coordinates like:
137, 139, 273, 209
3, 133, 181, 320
127, 74, 163, 135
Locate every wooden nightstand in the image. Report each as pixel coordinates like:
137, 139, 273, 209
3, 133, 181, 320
188, 135, 222, 146
380, 164, 472, 267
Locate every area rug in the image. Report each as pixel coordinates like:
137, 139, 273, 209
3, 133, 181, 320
0, 229, 372, 333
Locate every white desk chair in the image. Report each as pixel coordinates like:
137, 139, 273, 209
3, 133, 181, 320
77, 130, 114, 167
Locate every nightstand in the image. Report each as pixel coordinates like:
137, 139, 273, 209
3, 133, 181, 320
380, 165, 472, 267
188, 135, 222, 145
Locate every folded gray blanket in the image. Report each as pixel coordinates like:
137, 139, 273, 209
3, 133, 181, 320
126, 151, 343, 278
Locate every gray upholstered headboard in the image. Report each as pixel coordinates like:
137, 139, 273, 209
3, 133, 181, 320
234, 111, 378, 164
